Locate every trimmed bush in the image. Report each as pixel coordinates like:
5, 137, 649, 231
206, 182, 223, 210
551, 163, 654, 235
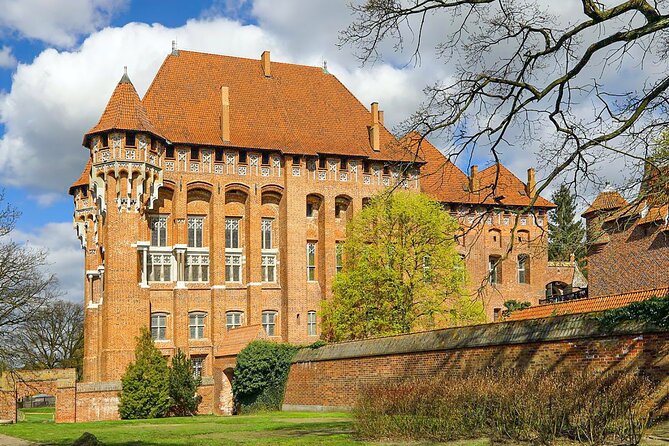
597, 295, 669, 329
168, 349, 201, 416
354, 369, 656, 445
232, 341, 299, 413
118, 328, 171, 419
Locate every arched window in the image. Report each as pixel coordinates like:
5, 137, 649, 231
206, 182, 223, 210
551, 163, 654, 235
189, 312, 207, 340
307, 311, 317, 336
488, 228, 502, 248
150, 312, 168, 341
306, 194, 322, 218
225, 311, 244, 330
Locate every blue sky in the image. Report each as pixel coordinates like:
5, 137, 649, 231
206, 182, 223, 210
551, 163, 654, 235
0, 0, 637, 302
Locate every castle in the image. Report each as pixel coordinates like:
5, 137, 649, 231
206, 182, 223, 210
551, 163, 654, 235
69, 49, 567, 413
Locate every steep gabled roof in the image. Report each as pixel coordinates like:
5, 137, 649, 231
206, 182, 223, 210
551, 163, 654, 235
411, 132, 554, 208
582, 190, 628, 217
68, 158, 92, 195
84, 72, 159, 144
506, 286, 669, 321
141, 50, 409, 161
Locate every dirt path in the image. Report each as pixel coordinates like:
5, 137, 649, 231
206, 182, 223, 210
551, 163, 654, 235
0, 434, 33, 446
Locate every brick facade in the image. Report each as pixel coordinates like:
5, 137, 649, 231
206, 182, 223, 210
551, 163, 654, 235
283, 315, 669, 415
69, 49, 567, 417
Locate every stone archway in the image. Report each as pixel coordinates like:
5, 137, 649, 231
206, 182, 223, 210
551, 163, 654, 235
218, 368, 235, 415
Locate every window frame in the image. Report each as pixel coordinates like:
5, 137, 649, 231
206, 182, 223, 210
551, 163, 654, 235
306, 242, 317, 281
150, 215, 168, 247
189, 312, 207, 340
307, 311, 317, 336
150, 313, 168, 341
517, 254, 529, 284
191, 356, 205, 379
226, 311, 244, 330
262, 311, 277, 336
187, 216, 205, 248
488, 255, 501, 284
335, 242, 343, 274
148, 251, 173, 283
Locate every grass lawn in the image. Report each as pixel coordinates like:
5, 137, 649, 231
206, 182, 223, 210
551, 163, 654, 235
0, 411, 489, 446
17, 406, 55, 423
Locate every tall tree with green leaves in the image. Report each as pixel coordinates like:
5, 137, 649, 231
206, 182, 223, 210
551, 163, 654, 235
168, 349, 201, 416
118, 327, 170, 419
548, 184, 586, 262
321, 191, 482, 342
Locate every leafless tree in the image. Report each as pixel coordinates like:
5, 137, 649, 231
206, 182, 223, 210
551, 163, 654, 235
0, 190, 58, 369
15, 300, 83, 374
343, 0, 669, 294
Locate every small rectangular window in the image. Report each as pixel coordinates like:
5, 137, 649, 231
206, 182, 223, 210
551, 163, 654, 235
261, 254, 276, 282
518, 255, 528, 284
185, 254, 209, 282
148, 254, 172, 282
226, 311, 244, 330
215, 148, 223, 162
126, 132, 136, 147
262, 311, 277, 336
307, 311, 317, 336
307, 242, 316, 281
165, 146, 174, 159
489, 256, 501, 284
188, 216, 204, 248
239, 150, 247, 164
189, 313, 206, 340
190, 147, 199, 160
340, 158, 347, 170
261, 152, 270, 165
151, 313, 167, 340
191, 356, 204, 378
306, 203, 314, 218
225, 254, 242, 282
318, 156, 326, 169
363, 160, 370, 173
292, 155, 301, 165
101, 134, 109, 147
493, 308, 502, 322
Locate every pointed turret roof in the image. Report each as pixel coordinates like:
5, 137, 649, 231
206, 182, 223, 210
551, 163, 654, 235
581, 190, 628, 217
68, 158, 92, 195
84, 70, 160, 144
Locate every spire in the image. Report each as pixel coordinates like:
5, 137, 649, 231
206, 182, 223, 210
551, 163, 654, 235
83, 67, 159, 144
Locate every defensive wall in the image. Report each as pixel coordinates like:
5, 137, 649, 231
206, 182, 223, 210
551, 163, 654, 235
283, 314, 669, 415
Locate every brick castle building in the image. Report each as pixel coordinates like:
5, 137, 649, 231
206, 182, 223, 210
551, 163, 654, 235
69, 49, 565, 413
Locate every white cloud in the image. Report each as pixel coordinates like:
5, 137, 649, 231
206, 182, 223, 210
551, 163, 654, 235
11, 222, 83, 303
0, 0, 127, 47
0, 46, 17, 69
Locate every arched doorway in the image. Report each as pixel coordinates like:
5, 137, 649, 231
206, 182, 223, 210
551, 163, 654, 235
218, 368, 235, 415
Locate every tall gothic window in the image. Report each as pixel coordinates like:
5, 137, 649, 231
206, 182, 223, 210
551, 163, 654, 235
225, 218, 242, 282
225, 218, 240, 249
306, 242, 316, 281
335, 242, 343, 274
261, 218, 276, 282
261, 218, 272, 249
489, 256, 501, 284
517, 254, 529, 284
188, 216, 204, 247
150, 216, 167, 246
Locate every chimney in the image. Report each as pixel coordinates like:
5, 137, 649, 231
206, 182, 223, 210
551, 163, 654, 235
378, 110, 384, 126
261, 51, 271, 77
526, 168, 536, 197
220, 86, 230, 142
469, 165, 479, 192
369, 102, 380, 152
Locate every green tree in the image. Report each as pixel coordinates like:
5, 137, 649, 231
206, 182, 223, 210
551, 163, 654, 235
232, 341, 299, 412
168, 349, 201, 416
548, 184, 586, 262
118, 327, 170, 419
503, 299, 531, 316
322, 191, 480, 342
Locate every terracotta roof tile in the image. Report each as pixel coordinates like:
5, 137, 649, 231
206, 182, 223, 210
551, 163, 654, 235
68, 158, 92, 195
84, 73, 160, 143
139, 50, 411, 161
410, 132, 554, 207
506, 286, 669, 321
637, 204, 669, 225
215, 324, 267, 357
582, 191, 628, 217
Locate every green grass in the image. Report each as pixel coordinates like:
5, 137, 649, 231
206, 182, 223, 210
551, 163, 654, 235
0, 411, 490, 445
18, 406, 55, 423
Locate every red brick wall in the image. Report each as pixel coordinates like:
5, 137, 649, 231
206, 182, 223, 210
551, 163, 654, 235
283, 318, 668, 414
587, 217, 669, 297
0, 390, 16, 423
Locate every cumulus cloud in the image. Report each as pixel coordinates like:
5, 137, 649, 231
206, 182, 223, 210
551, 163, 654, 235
0, 0, 127, 47
0, 46, 17, 69
11, 222, 83, 303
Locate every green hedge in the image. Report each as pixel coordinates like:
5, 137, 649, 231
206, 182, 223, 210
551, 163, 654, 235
232, 341, 299, 413
597, 295, 669, 329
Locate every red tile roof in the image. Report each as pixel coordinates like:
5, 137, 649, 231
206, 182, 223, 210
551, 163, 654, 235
215, 325, 268, 357
637, 204, 669, 225
136, 50, 409, 161
408, 132, 554, 207
68, 158, 92, 195
506, 287, 669, 321
85, 73, 159, 144
582, 191, 629, 217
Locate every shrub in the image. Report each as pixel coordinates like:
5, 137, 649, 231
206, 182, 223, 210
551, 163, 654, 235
354, 369, 656, 445
168, 349, 201, 416
597, 295, 669, 329
232, 341, 299, 413
118, 328, 171, 419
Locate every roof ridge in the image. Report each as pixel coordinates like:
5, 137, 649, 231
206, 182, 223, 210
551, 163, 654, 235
176, 49, 327, 71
